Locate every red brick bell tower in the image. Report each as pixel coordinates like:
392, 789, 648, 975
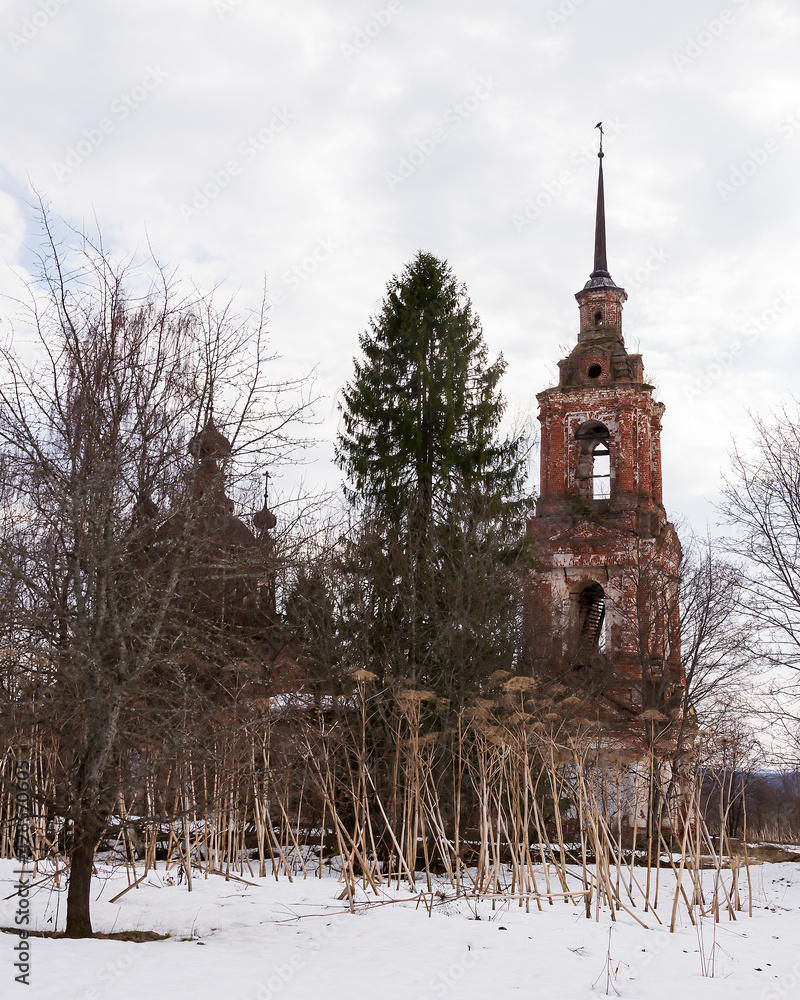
526, 139, 683, 726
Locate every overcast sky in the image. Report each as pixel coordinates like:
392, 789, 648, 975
1, 0, 798, 533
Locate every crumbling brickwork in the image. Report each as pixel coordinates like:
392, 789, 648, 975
525, 152, 683, 732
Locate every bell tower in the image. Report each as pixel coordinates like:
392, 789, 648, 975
526, 139, 683, 722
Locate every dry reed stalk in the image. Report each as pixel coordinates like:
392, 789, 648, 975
471, 737, 507, 897
250, 738, 267, 879
188, 772, 205, 877
574, 762, 617, 920
224, 780, 236, 881
698, 818, 736, 921
143, 779, 157, 874
201, 765, 211, 878
567, 752, 592, 919
489, 747, 510, 898
363, 765, 417, 886
324, 786, 353, 910
163, 784, 182, 873
645, 747, 656, 907
729, 856, 740, 911
628, 772, 643, 904
545, 744, 572, 899
501, 749, 525, 899
389, 715, 402, 889
666, 810, 697, 932
312, 739, 379, 899
417, 745, 433, 892
420, 780, 456, 885
351, 675, 384, 890
394, 703, 424, 886
611, 764, 651, 913
276, 793, 309, 879
598, 810, 661, 923
267, 790, 293, 882
572, 752, 604, 915
473, 749, 490, 893
117, 790, 137, 886
718, 773, 741, 918
654, 767, 670, 911
613, 764, 623, 904
519, 748, 544, 912
689, 772, 706, 912
181, 779, 193, 890
258, 740, 282, 880
741, 793, 753, 918
207, 759, 219, 873
528, 782, 555, 905
454, 712, 464, 897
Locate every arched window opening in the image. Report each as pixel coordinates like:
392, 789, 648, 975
578, 583, 606, 652
571, 581, 607, 670
575, 421, 611, 500
592, 441, 610, 499
594, 310, 603, 326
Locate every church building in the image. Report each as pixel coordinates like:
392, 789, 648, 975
526, 139, 684, 739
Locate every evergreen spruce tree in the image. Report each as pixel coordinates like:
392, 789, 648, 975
335, 251, 532, 701
336, 250, 527, 530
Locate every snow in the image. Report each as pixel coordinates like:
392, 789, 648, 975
2, 858, 799, 999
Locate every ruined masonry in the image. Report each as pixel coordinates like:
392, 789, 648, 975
526, 143, 684, 735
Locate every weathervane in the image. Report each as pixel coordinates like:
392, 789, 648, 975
595, 121, 604, 157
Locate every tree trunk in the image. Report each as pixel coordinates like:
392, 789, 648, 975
65, 819, 97, 937
64, 697, 122, 938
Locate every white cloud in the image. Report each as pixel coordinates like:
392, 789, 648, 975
0, 0, 798, 528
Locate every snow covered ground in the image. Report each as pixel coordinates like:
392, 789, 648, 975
1, 857, 799, 999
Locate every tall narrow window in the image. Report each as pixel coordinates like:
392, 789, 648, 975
573, 581, 606, 669
575, 421, 611, 500
592, 441, 610, 499
579, 582, 606, 649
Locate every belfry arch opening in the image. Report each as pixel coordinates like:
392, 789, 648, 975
575, 420, 611, 499
572, 580, 606, 667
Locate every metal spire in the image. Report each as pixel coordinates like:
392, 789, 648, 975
591, 123, 610, 280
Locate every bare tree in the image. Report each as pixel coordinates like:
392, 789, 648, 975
0, 210, 314, 936
718, 404, 800, 755
623, 530, 760, 829
678, 533, 758, 721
